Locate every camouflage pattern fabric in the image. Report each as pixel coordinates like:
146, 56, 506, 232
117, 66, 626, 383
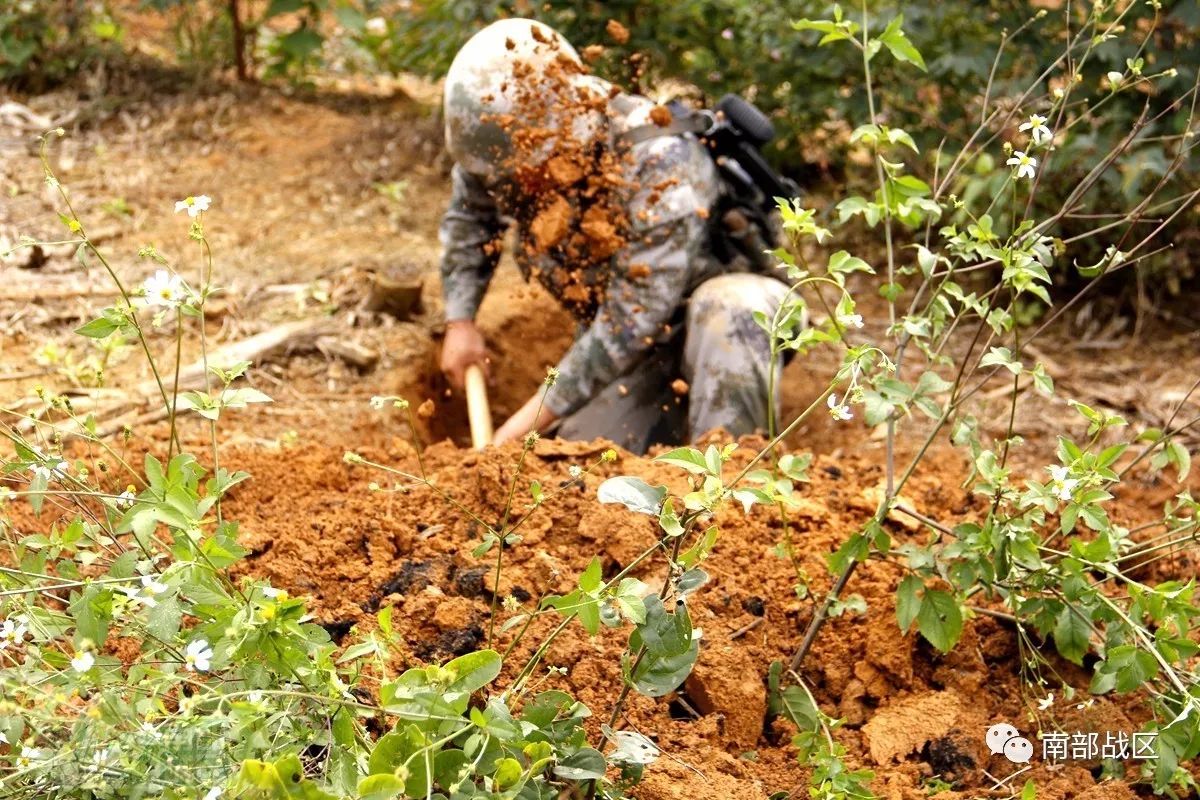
439, 92, 789, 447
556, 273, 789, 453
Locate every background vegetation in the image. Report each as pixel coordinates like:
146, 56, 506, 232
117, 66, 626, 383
5, 0, 1198, 302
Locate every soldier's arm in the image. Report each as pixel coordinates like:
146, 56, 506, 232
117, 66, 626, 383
439, 164, 504, 321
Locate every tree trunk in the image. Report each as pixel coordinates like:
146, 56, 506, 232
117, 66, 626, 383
230, 0, 248, 81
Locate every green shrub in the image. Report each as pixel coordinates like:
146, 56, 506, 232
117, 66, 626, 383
0, 0, 122, 90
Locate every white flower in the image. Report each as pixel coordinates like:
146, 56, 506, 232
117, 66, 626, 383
185, 638, 214, 672
141, 574, 168, 597
1038, 693, 1055, 710
1, 616, 29, 649
1106, 71, 1124, 89
838, 313, 864, 329
0, 732, 7, 744
568, 465, 583, 479
262, 587, 286, 600
71, 650, 95, 673
30, 459, 68, 483
1006, 150, 1038, 180
91, 747, 114, 769
1019, 113, 1053, 146
1047, 465, 1080, 502
827, 393, 853, 422
140, 721, 161, 738
123, 574, 168, 608
121, 586, 145, 608
16, 746, 44, 769
203, 788, 222, 800
369, 395, 387, 410
365, 16, 387, 35
115, 486, 137, 509
174, 195, 212, 218
1052, 87, 1065, 100
142, 269, 187, 308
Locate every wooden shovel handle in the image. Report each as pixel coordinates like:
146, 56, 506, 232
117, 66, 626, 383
465, 364, 493, 450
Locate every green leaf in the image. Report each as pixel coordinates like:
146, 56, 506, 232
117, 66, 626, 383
579, 556, 603, 593
1167, 440, 1191, 480
676, 568, 708, 597
108, 550, 137, 579
1031, 363, 1055, 396
219, 387, 274, 411
828, 531, 870, 574
434, 750, 469, 789
553, 748, 606, 781
445, 649, 502, 694
278, 27, 323, 60
334, 5, 366, 32
494, 757, 523, 789
896, 575, 922, 632
635, 596, 692, 656
778, 453, 812, 482
827, 250, 874, 282
980, 346, 1022, 375
916, 589, 963, 652
614, 577, 649, 625
678, 526, 718, 569
777, 685, 819, 729
236, 754, 337, 799
75, 317, 118, 338
878, 16, 927, 70
544, 590, 600, 636
357, 774, 405, 800
145, 595, 183, 641
732, 487, 772, 513
629, 596, 698, 696
596, 476, 666, 515
367, 726, 434, 796
177, 390, 219, 420
1053, 605, 1091, 666
264, 0, 304, 17
631, 637, 698, 697
658, 498, 684, 537
1107, 645, 1159, 692
655, 447, 709, 474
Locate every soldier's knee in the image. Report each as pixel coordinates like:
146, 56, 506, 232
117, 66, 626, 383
688, 273, 788, 321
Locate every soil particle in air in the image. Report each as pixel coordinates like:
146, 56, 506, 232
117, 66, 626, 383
606, 19, 631, 44
649, 105, 673, 127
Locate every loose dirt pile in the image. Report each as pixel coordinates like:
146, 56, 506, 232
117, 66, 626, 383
219, 431, 1177, 800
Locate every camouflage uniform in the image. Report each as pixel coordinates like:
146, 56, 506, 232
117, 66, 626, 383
440, 92, 789, 453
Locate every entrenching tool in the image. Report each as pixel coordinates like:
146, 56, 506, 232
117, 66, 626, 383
465, 364, 493, 449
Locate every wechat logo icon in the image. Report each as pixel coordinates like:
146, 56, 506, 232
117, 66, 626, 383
987, 722, 1034, 764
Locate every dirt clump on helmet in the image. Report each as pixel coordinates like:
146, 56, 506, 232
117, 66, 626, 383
445, 19, 640, 319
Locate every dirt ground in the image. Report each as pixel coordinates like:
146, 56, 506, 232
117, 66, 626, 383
3, 69, 1200, 800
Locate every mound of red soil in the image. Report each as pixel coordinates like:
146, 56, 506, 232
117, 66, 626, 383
221, 433, 1171, 800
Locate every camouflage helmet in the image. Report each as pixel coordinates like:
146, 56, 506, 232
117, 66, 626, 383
443, 18, 609, 179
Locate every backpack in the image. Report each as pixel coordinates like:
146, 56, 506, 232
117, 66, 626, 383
620, 94, 801, 274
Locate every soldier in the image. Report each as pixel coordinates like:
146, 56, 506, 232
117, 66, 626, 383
438, 18, 792, 453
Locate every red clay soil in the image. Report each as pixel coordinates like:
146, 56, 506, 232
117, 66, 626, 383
218, 429, 1191, 800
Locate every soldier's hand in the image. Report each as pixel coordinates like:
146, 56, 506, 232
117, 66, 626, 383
441, 319, 489, 390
